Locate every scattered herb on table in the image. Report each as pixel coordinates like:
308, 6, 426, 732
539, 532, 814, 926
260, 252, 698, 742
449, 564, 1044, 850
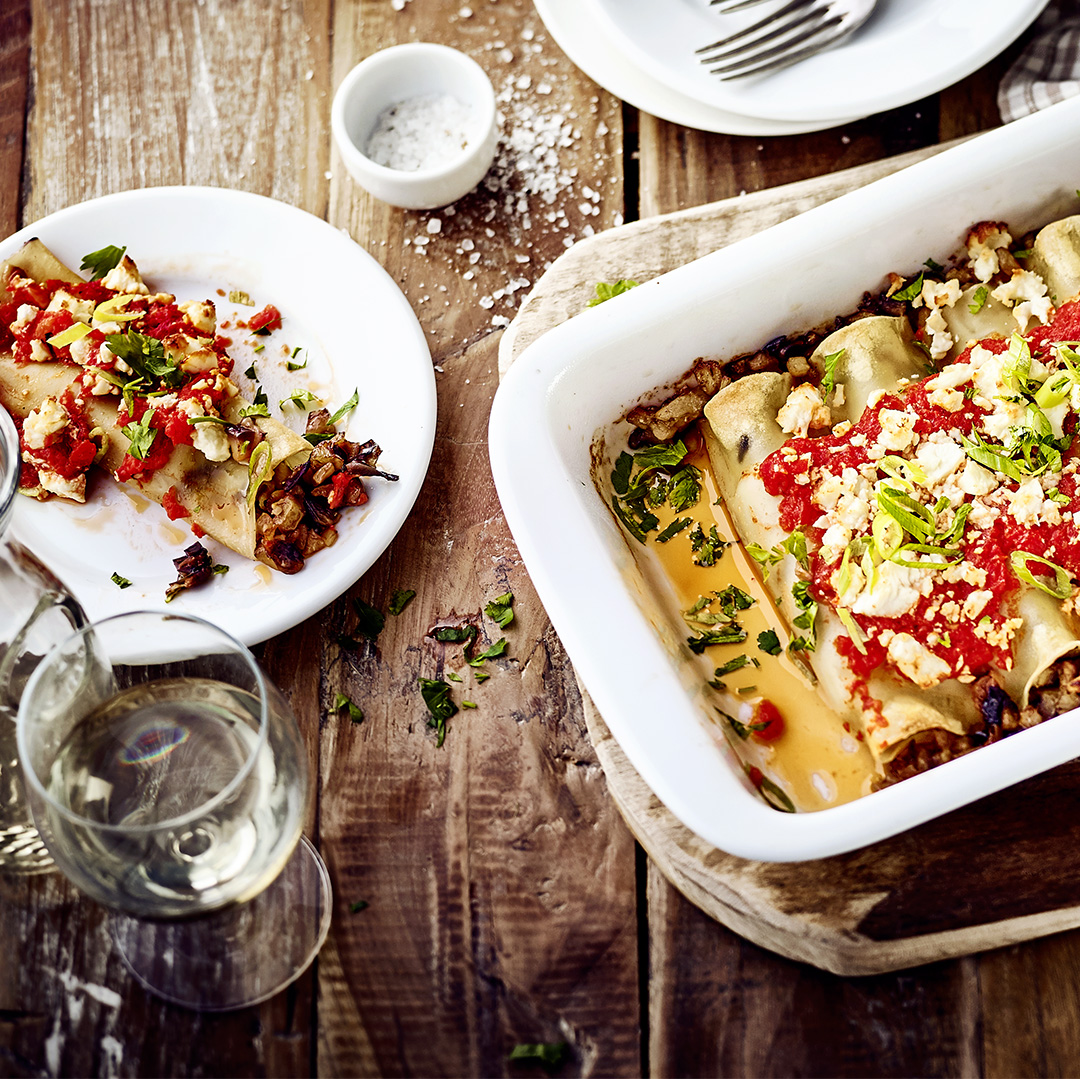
508, 1042, 570, 1069
419, 677, 458, 747
468, 638, 508, 667
349, 899, 369, 913
588, 280, 638, 306
334, 691, 364, 723
353, 598, 386, 640
388, 588, 416, 615
485, 592, 515, 628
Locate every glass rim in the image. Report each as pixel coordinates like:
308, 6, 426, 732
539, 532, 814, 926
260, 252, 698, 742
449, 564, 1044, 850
16, 609, 273, 836
0, 404, 20, 536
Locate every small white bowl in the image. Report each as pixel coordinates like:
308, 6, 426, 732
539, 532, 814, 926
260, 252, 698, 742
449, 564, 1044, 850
331, 43, 498, 211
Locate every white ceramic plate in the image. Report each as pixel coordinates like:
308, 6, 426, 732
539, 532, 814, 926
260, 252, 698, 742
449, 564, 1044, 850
490, 96, 1080, 862
531, 0, 865, 135
3, 187, 435, 646
590, 0, 1049, 124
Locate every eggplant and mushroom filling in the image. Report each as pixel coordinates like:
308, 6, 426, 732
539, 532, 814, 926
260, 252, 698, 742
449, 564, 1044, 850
254, 408, 398, 574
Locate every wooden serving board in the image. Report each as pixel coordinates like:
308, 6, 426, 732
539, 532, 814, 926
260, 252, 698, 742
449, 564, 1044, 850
499, 143, 1080, 977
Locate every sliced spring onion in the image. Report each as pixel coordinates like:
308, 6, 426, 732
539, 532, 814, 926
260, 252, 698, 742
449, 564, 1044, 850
836, 608, 866, 654
46, 321, 92, 349
1010, 550, 1074, 599
246, 440, 273, 513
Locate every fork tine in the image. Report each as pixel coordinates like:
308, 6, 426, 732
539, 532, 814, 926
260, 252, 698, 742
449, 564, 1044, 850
717, 21, 853, 78
696, 0, 811, 56
699, 7, 820, 64
710, 0, 778, 10
709, 15, 843, 76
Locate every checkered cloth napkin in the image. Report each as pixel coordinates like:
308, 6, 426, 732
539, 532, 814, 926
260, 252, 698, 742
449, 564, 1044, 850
999, 0, 1080, 121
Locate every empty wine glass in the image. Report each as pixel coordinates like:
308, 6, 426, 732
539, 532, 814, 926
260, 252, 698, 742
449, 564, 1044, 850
16, 609, 332, 1010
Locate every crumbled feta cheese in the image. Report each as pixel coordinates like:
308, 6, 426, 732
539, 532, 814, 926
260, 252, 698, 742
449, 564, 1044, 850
962, 590, 994, 619
928, 385, 964, 411
177, 299, 217, 335
102, 256, 149, 295
877, 409, 916, 452
23, 397, 68, 449
848, 559, 926, 619
36, 468, 85, 502
1009, 476, 1046, 525
992, 269, 1053, 331
885, 632, 952, 687
776, 382, 830, 437
966, 222, 1011, 282
10, 303, 36, 335
914, 434, 966, 485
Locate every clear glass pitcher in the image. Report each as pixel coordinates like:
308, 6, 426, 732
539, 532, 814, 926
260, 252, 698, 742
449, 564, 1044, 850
0, 402, 87, 874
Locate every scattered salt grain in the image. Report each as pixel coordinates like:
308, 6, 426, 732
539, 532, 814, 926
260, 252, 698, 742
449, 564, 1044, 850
427, 218, 442, 234
460, 5, 472, 14
365, 94, 475, 172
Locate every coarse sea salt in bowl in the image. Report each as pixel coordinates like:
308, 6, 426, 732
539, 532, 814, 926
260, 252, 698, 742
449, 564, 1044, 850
331, 42, 498, 211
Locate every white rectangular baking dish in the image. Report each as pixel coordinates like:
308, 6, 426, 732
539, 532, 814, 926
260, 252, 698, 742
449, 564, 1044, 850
489, 95, 1080, 861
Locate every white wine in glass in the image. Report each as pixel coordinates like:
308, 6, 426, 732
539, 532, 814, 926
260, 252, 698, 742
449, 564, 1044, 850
18, 610, 331, 1010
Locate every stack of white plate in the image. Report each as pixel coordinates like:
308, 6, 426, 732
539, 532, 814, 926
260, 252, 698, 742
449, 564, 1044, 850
533, 0, 1050, 135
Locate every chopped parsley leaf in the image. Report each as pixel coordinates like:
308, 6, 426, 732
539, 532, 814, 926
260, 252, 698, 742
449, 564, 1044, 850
287, 347, 307, 370
690, 523, 728, 567
106, 331, 183, 388
485, 592, 515, 628
80, 244, 126, 280
757, 629, 782, 656
508, 1043, 570, 1068
468, 638, 508, 667
353, 598, 386, 639
329, 388, 359, 427
419, 677, 458, 746
588, 280, 638, 306
714, 654, 759, 677
349, 899, 369, 913
891, 273, 924, 303
334, 691, 364, 723
447, 671, 463, 682
656, 516, 692, 542
280, 388, 321, 412
120, 410, 157, 460
388, 588, 416, 615
687, 626, 748, 653
110, 571, 132, 589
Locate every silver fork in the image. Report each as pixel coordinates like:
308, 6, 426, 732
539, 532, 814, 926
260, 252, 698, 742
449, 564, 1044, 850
698, 0, 876, 80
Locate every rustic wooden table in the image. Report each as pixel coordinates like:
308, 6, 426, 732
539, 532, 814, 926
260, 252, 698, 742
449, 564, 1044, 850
1, 2, 1076, 1076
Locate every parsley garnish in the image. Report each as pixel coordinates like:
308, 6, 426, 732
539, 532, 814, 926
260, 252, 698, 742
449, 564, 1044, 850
80, 244, 126, 280
110, 571, 132, 589
468, 638, 508, 667
419, 677, 458, 747
690, 523, 727, 567
789, 580, 818, 653
667, 466, 701, 512
280, 388, 321, 411
757, 630, 782, 656
718, 709, 767, 739
924, 257, 944, 273
120, 410, 157, 460
891, 273, 924, 303
244, 362, 257, 379
353, 598, 386, 639
349, 899, 369, 913
334, 691, 364, 723
588, 280, 638, 306
819, 348, 845, 400
431, 624, 479, 654
388, 588, 416, 615
329, 388, 359, 427
287, 347, 307, 371
687, 626, 748, 653
714, 654, 759, 677
508, 1043, 570, 1068
106, 331, 183, 388
656, 516, 692, 542
447, 671, 463, 682
485, 592, 515, 628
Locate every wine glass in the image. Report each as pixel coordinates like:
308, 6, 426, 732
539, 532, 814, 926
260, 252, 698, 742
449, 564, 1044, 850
0, 402, 86, 875
16, 609, 332, 1010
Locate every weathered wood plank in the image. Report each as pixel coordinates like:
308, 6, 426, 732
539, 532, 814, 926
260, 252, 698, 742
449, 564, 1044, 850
315, 3, 641, 1075
0, 0, 29, 237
